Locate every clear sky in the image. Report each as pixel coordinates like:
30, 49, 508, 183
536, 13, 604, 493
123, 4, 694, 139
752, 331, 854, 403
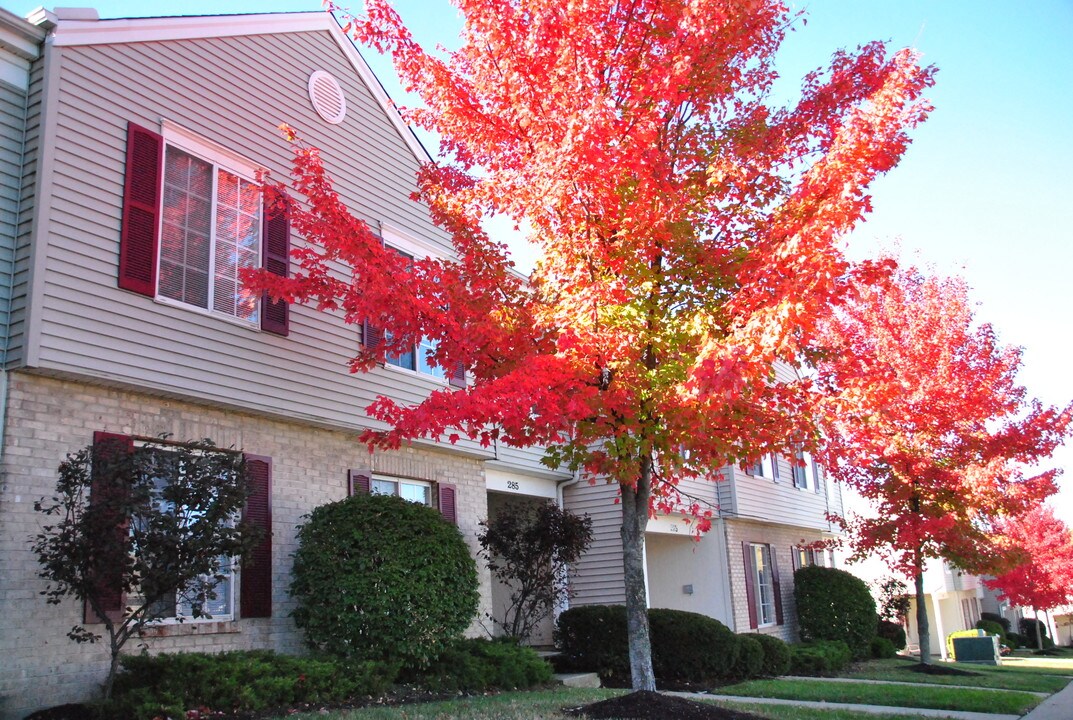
9, 1, 1072, 524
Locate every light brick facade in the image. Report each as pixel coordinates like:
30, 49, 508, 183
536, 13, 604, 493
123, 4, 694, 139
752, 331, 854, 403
0, 372, 492, 718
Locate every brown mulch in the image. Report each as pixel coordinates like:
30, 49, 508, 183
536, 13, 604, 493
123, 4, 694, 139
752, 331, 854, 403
23, 704, 97, 720
901, 663, 982, 677
565, 691, 767, 720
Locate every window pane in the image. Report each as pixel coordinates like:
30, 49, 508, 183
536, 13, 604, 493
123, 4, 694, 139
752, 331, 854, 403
371, 479, 397, 496
160, 146, 213, 309
753, 544, 776, 625
213, 169, 260, 322
399, 482, 431, 506
387, 347, 415, 370
417, 337, 446, 379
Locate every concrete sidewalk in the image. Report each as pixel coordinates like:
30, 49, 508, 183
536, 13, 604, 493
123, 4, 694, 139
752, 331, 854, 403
669, 691, 1021, 720
1021, 676, 1073, 720
780, 674, 1051, 697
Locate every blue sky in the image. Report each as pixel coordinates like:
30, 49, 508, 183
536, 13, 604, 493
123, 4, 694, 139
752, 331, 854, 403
11, 1, 1073, 523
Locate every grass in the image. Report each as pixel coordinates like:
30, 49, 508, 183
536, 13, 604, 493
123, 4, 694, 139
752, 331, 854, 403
841, 657, 1073, 692
278, 688, 953, 720
716, 677, 1041, 715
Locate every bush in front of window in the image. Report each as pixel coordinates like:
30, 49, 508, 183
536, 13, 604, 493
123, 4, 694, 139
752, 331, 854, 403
788, 639, 853, 675
731, 634, 764, 681
877, 619, 907, 650
401, 637, 554, 692
794, 565, 878, 659
741, 632, 791, 677
290, 493, 479, 667
870, 636, 898, 659
103, 650, 395, 719
555, 605, 742, 687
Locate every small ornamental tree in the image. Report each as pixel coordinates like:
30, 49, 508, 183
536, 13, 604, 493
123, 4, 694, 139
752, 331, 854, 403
290, 493, 479, 667
984, 505, 1073, 650
31, 437, 260, 698
813, 266, 1071, 663
251, 0, 936, 689
478, 501, 593, 641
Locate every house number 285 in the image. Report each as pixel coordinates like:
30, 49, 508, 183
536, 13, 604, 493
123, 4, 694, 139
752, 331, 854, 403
506, 481, 520, 490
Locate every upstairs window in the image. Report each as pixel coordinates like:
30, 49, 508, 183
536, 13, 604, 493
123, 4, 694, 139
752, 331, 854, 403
792, 448, 817, 490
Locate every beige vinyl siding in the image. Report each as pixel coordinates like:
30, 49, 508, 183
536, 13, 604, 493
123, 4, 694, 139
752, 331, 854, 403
729, 457, 836, 532
24, 30, 502, 456
7, 55, 43, 369
0, 79, 26, 356
564, 480, 626, 606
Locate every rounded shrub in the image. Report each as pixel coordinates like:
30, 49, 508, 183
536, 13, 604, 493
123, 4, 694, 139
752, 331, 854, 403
981, 612, 1011, 633
290, 493, 479, 667
877, 619, 907, 650
742, 633, 791, 676
794, 565, 877, 658
556, 605, 741, 686
870, 636, 897, 659
1006, 632, 1024, 649
732, 635, 764, 680
976, 619, 1007, 643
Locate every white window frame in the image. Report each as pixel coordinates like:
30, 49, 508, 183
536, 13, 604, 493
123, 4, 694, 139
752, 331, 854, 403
155, 121, 264, 328
751, 543, 777, 627
132, 440, 236, 624
370, 474, 433, 507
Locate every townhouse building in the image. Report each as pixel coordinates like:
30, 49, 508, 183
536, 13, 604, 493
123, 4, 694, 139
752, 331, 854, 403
0, 7, 843, 716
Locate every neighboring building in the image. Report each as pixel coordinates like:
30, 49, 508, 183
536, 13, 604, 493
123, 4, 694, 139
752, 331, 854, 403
564, 363, 844, 644
904, 560, 986, 659
0, 9, 569, 717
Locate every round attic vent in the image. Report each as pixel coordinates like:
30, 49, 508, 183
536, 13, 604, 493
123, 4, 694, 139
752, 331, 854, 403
308, 70, 347, 124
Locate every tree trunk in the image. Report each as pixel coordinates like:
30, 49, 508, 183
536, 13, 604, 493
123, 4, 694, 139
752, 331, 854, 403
914, 560, 931, 664
1034, 607, 1043, 650
103, 629, 121, 699
621, 456, 656, 691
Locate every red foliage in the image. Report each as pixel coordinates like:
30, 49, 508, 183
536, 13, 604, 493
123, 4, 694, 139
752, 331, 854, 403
813, 266, 1071, 577
984, 505, 1073, 613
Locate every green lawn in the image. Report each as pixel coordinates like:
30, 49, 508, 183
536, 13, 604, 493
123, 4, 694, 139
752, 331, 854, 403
716, 678, 1041, 715
280, 688, 949, 720
840, 657, 1073, 692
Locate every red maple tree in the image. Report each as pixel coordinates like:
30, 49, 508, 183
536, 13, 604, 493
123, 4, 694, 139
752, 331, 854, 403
813, 266, 1070, 662
253, 1, 935, 688
985, 505, 1073, 649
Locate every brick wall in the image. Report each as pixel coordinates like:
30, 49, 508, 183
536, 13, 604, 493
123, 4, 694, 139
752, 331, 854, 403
723, 518, 834, 643
0, 372, 491, 718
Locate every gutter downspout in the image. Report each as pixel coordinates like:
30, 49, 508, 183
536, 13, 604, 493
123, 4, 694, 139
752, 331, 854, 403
553, 469, 583, 619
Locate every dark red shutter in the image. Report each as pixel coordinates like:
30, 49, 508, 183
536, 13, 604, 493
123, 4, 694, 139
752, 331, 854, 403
118, 123, 163, 297
742, 542, 758, 630
438, 483, 457, 525
240, 454, 272, 619
449, 363, 466, 389
771, 548, 784, 625
361, 319, 383, 351
348, 468, 371, 496
85, 432, 134, 625
260, 188, 290, 336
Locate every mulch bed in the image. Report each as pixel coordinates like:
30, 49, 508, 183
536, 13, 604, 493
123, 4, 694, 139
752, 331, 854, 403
565, 691, 767, 720
900, 662, 982, 677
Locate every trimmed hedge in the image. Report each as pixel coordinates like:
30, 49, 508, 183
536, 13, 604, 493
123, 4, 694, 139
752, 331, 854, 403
291, 493, 479, 667
742, 633, 791, 677
981, 612, 1011, 633
106, 651, 394, 720
877, 619, 907, 650
732, 635, 764, 680
870, 636, 897, 659
794, 565, 877, 659
404, 638, 553, 692
976, 619, 1007, 643
789, 640, 853, 675
556, 605, 742, 685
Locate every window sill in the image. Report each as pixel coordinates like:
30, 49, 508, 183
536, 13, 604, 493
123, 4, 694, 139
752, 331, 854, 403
139, 620, 240, 638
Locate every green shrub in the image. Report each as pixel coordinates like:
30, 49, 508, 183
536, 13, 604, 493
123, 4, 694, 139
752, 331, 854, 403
794, 565, 877, 659
741, 633, 791, 677
789, 640, 853, 675
877, 619, 907, 650
556, 605, 740, 685
105, 650, 395, 719
976, 619, 1007, 643
981, 612, 1011, 633
291, 494, 479, 667
405, 638, 553, 692
870, 636, 897, 659
1006, 632, 1025, 649
1019, 618, 1054, 648
732, 635, 764, 680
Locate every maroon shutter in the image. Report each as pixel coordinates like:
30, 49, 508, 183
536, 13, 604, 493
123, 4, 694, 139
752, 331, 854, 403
449, 363, 466, 389
240, 454, 272, 619
348, 468, 371, 496
118, 123, 163, 297
742, 542, 758, 630
771, 548, 784, 625
438, 483, 457, 525
260, 188, 291, 336
85, 432, 134, 625
361, 320, 383, 351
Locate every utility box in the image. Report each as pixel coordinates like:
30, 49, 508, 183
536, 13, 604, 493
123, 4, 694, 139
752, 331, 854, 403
952, 635, 1001, 665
